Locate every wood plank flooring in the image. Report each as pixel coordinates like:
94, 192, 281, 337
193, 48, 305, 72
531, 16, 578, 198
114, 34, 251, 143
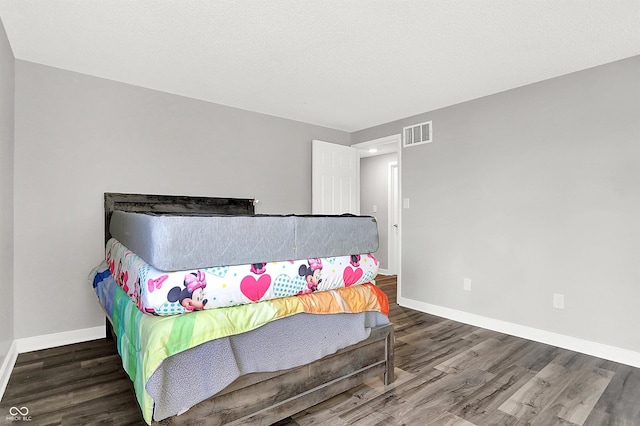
2, 275, 639, 425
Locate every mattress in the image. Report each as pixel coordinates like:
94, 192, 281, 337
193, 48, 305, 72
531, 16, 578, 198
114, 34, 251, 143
107, 237, 379, 315
109, 211, 379, 271
90, 263, 389, 424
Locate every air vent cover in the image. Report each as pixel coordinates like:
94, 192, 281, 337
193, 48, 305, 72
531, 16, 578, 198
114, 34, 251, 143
403, 121, 432, 148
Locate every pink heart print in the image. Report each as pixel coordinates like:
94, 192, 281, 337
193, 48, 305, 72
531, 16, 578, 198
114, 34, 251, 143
240, 275, 272, 302
343, 267, 363, 286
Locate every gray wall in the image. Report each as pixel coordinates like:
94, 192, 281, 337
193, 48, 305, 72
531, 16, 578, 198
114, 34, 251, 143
0, 18, 14, 369
353, 56, 640, 353
360, 153, 397, 271
13, 60, 350, 339
7, 49, 640, 358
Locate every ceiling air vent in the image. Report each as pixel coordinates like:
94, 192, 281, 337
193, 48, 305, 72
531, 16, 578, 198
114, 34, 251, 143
403, 121, 432, 148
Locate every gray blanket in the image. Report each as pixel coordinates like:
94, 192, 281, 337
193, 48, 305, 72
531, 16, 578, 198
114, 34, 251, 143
147, 311, 388, 420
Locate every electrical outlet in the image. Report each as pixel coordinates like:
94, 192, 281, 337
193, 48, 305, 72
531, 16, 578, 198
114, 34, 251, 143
463, 278, 472, 291
553, 293, 565, 309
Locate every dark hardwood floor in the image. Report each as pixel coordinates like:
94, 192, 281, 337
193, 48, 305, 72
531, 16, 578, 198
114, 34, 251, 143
2, 275, 639, 425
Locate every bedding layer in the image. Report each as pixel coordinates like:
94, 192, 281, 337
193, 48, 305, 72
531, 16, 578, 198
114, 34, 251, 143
109, 211, 379, 270
90, 263, 389, 424
107, 237, 379, 315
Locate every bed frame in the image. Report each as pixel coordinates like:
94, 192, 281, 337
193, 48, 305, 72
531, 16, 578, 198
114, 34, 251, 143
104, 192, 395, 425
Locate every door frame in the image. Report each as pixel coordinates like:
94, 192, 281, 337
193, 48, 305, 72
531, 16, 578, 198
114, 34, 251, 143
351, 134, 402, 284
388, 161, 399, 275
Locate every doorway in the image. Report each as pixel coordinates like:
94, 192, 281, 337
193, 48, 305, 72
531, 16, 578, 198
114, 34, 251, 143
352, 135, 401, 276
388, 161, 399, 274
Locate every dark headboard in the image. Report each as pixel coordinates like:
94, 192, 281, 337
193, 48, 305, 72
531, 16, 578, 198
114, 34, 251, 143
104, 192, 255, 243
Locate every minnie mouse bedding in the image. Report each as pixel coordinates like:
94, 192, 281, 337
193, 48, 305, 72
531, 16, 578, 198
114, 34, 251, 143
90, 263, 389, 424
106, 237, 379, 316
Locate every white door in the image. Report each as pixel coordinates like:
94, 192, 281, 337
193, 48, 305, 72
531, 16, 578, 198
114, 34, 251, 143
311, 140, 359, 215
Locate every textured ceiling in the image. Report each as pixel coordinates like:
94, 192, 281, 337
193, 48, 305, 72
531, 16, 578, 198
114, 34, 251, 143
1, 1, 639, 132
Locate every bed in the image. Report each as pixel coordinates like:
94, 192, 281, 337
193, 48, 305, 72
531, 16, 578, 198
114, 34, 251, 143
94, 192, 395, 425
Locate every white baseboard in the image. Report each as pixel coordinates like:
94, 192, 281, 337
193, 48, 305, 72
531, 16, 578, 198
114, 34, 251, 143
16, 326, 106, 354
0, 340, 19, 402
398, 296, 640, 369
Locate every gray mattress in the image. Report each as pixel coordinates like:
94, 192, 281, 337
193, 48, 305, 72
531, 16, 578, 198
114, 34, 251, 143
109, 211, 379, 271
